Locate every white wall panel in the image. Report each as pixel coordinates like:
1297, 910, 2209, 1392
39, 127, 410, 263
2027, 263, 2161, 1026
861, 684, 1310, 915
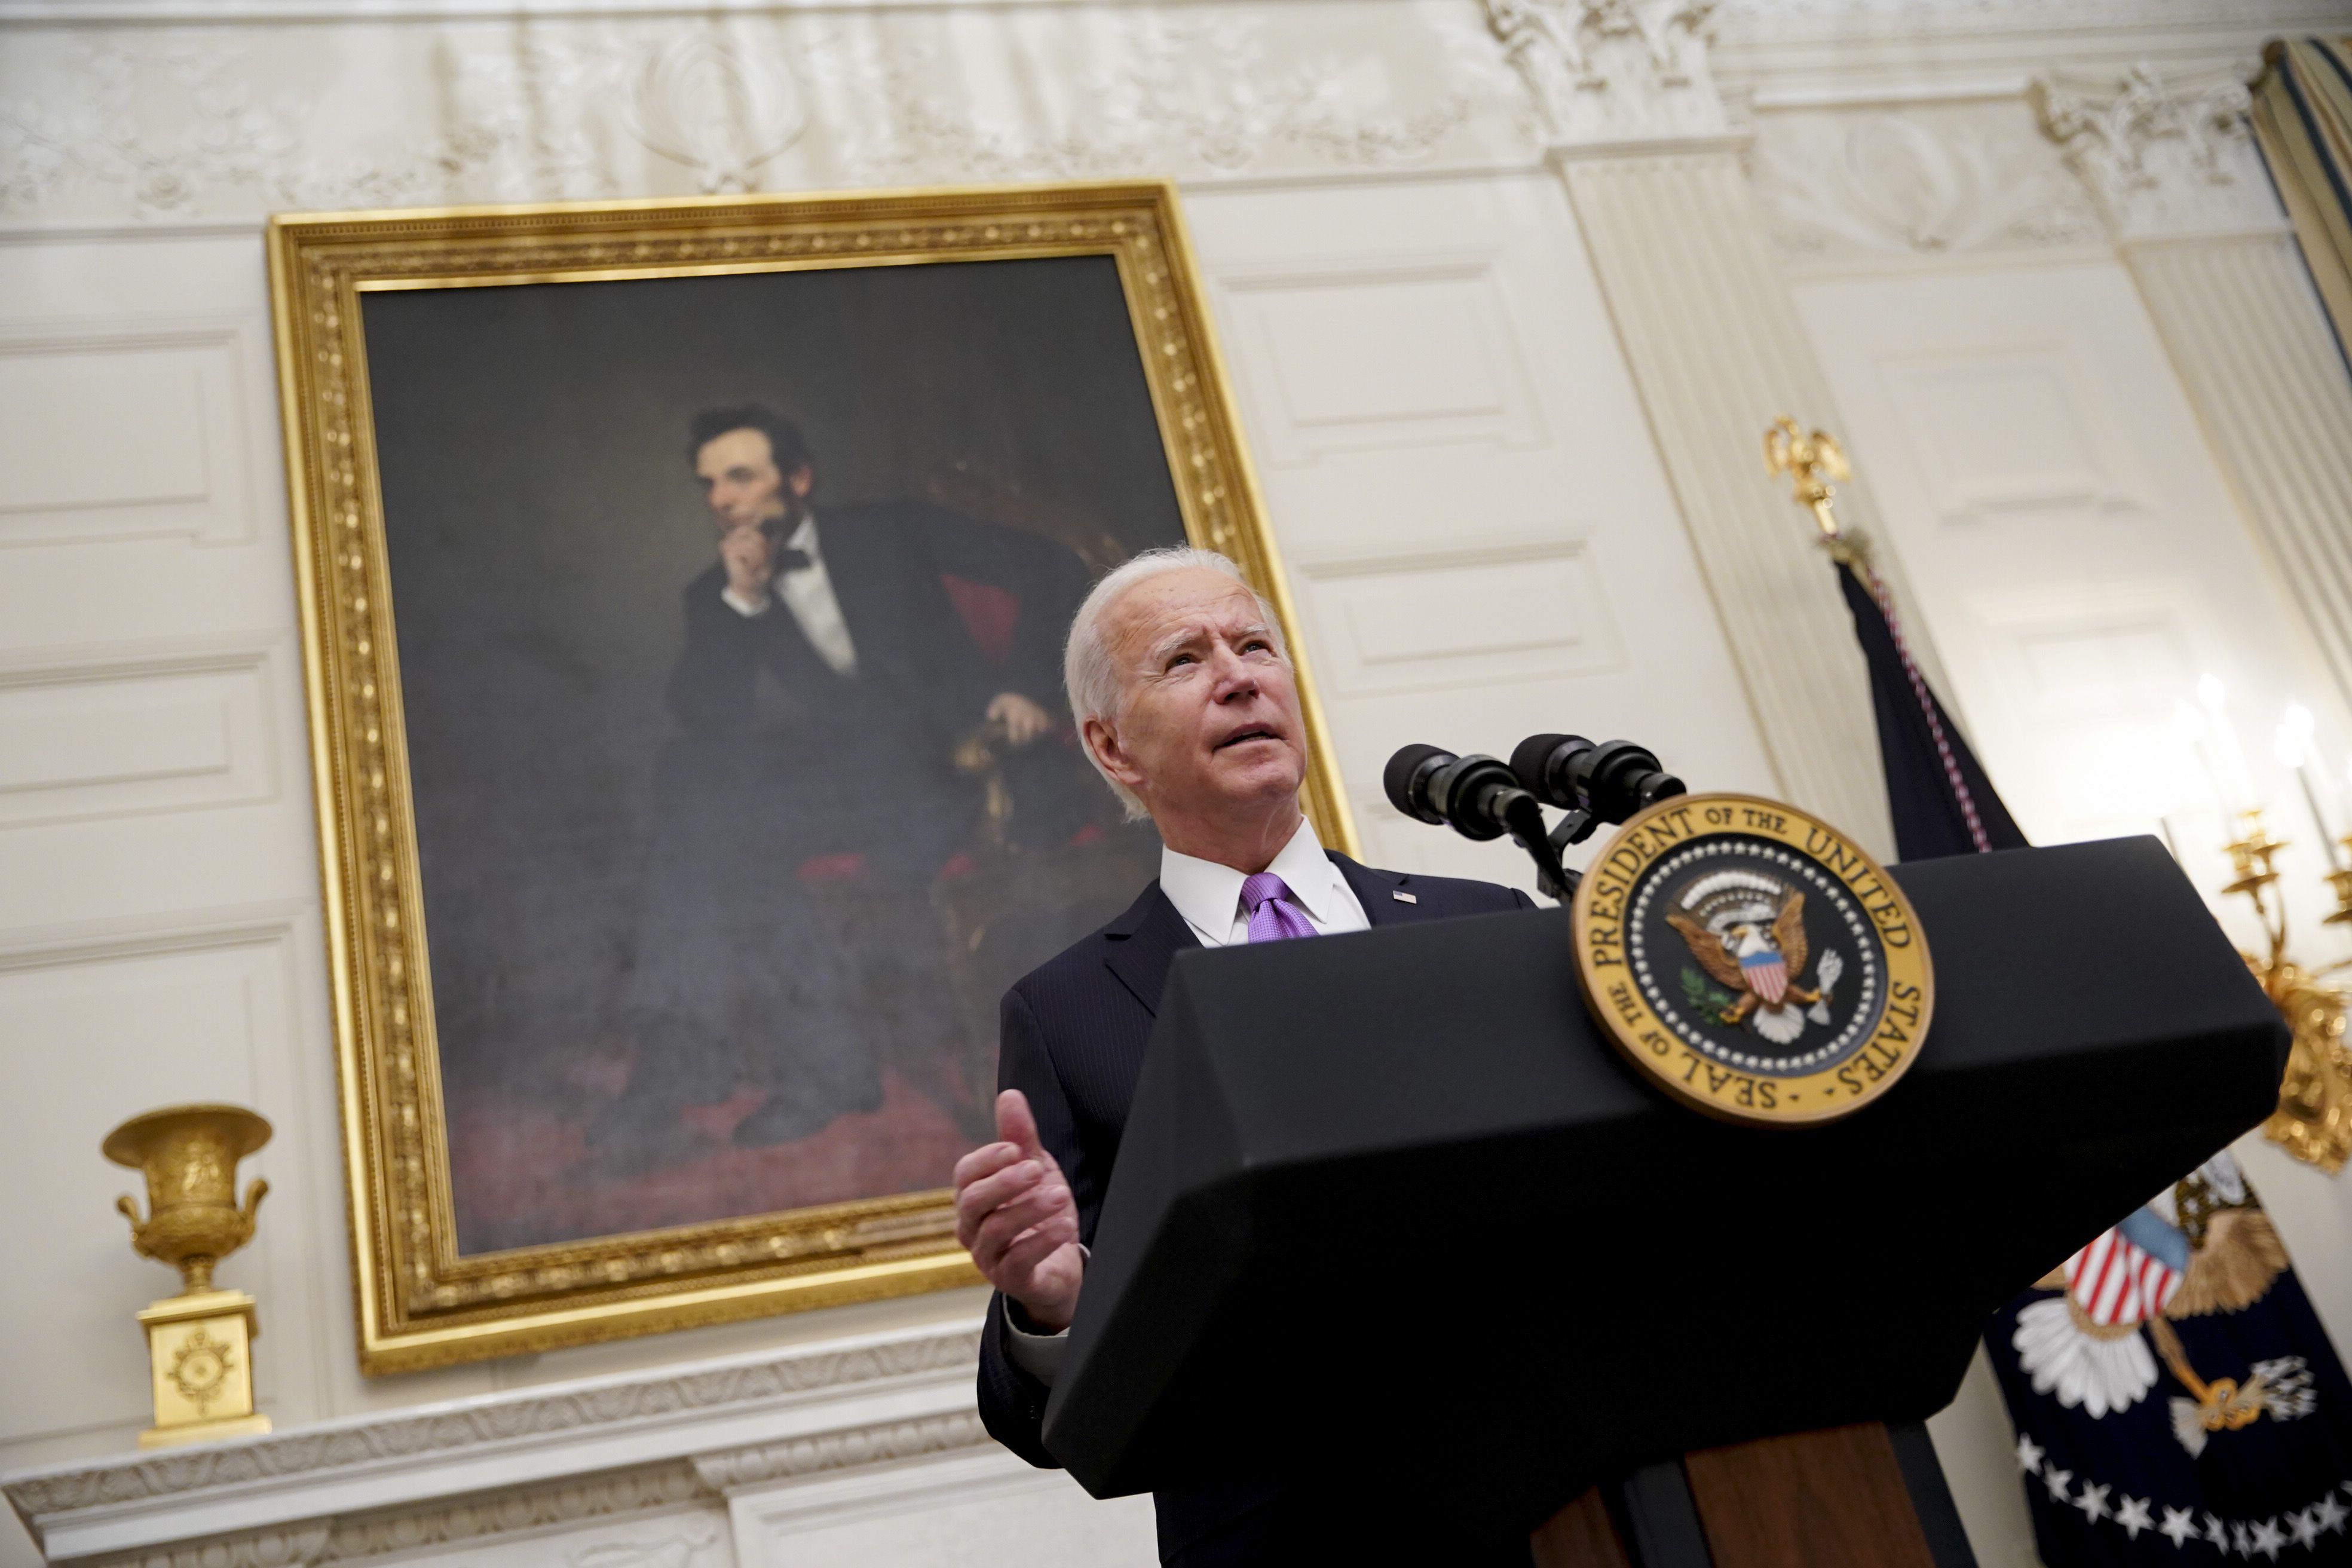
1218, 255, 1546, 464
1297, 538, 1624, 697
1877, 344, 2145, 525
0, 323, 258, 548
0, 645, 277, 828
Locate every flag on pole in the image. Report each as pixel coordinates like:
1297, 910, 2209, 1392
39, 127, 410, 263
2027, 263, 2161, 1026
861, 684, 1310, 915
1833, 556, 2027, 861
1829, 532, 2352, 1563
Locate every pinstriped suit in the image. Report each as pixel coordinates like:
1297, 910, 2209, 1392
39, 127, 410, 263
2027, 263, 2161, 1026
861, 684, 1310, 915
976, 851, 1536, 1564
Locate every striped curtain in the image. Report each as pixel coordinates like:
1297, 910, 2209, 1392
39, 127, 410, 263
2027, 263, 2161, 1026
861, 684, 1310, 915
2253, 38, 2352, 363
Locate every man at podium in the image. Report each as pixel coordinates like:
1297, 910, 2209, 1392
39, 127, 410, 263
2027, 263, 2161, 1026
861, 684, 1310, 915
950, 547, 1538, 1565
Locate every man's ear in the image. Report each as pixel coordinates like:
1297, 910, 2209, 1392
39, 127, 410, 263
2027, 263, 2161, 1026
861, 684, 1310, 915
786, 463, 815, 500
1083, 716, 1149, 797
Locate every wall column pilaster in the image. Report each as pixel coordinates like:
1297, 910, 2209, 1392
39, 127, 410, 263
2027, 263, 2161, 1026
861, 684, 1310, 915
2040, 63, 2352, 716
1489, 0, 1913, 853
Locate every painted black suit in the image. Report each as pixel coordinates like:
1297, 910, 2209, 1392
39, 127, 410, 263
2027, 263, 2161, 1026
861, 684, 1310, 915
977, 853, 1539, 1565
606, 501, 1094, 1168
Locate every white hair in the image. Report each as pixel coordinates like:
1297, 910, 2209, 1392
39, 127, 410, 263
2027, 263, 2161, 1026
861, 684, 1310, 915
1062, 546, 1282, 820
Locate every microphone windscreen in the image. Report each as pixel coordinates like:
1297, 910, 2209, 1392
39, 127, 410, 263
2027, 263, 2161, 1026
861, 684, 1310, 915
1511, 733, 1572, 795
1383, 743, 1451, 820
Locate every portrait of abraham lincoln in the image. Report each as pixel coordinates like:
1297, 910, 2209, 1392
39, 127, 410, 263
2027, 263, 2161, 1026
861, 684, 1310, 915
363, 253, 1181, 1257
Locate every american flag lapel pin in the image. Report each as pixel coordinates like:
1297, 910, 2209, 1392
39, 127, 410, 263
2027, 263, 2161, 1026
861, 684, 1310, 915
1393, 890, 1417, 904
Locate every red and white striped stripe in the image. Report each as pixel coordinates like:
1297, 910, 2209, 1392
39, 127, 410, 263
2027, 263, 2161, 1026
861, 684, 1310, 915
2063, 1229, 2180, 1327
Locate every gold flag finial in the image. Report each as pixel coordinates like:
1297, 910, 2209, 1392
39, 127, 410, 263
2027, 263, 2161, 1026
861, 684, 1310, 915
1763, 416, 1864, 562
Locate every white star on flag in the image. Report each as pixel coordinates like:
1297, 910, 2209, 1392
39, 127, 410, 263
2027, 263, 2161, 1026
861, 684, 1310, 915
2115, 1496, 2155, 1540
2205, 1514, 2228, 1551
2044, 1466, 2073, 1503
2160, 1506, 2198, 1547
2290, 1509, 2322, 1549
2015, 1434, 2044, 1475
2074, 1482, 2112, 1524
2318, 1493, 2349, 1533
2249, 1517, 2286, 1560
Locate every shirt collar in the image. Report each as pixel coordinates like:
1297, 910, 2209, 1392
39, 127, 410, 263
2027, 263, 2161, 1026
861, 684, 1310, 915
784, 512, 820, 558
1159, 816, 1336, 941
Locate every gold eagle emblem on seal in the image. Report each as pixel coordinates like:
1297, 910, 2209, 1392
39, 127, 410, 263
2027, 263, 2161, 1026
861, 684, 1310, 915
1570, 793, 1934, 1125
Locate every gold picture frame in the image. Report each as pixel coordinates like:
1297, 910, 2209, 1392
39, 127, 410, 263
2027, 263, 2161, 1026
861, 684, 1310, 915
268, 180, 1353, 1375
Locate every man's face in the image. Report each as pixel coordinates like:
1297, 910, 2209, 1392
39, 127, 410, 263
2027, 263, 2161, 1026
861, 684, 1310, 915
1089, 568, 1306, 824
693, 427, 806, 532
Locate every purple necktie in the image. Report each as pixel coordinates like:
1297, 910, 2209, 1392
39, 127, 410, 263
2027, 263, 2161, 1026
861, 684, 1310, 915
1241, 872, 1319, 943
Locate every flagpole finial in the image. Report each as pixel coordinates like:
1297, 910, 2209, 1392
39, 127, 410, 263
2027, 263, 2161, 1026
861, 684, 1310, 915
1763, 416, 1868, 566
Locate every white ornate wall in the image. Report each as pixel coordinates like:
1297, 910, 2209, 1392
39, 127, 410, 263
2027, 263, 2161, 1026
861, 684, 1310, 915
7, 2, 2352, 1566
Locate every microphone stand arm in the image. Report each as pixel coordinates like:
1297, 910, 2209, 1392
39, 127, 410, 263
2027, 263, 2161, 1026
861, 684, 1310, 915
1502, 794, 1600, 903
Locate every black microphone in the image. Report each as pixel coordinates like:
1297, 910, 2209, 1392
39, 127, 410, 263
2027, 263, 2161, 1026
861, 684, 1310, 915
1509, 734, 1685, 823
1383, 744, 1540, 843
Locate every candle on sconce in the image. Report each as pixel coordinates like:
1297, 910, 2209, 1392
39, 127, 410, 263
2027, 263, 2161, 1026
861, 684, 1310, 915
2197, 675, 2257, 816
2174, 697, 2228, 821
2276, 702, 2343, 871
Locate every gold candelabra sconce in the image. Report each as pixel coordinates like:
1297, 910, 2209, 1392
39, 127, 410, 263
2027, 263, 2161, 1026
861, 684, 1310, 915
103, 1103, 274, 1447
2211, 809, 2352, 1174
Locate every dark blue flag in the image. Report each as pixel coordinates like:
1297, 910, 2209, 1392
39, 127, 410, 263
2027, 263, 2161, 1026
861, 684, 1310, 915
1835, 549, 2352, 1562
1989, 1153, 2352, 1561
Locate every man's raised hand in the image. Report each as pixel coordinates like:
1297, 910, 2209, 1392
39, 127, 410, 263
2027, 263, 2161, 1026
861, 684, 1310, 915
719, 523, 774, 604
953, 1090, 1083, 1333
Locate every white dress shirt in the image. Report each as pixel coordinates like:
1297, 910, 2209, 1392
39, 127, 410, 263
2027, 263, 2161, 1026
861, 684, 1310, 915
1002, 817, 1362, 1383
1158, 816, 1370, 947
719, 513, 860, 677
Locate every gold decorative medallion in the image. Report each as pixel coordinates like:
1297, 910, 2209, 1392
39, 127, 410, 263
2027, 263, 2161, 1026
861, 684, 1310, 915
1570, 794, 1934, 1126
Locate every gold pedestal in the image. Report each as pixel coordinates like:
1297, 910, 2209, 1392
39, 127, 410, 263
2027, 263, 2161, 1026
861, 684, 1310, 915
136, 1288, 270, 1447
103, 1102, 274, 1448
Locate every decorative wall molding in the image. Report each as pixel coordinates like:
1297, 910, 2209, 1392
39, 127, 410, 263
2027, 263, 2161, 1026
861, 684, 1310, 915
566, 1517, 728, 1568
2032, 62, 2284, 242
320, 1463, 712, 1564
5, 1326, 981, 1521
0, 7, 1533, 225
3, 1322, 985, 1561
691, 1410, 989, 1496
1752, 99, 2103, 265
91, 1521, 333, 1568
1486, 0, 1732, 145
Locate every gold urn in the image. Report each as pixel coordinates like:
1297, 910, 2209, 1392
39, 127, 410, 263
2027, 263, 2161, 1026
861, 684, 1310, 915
103, 1103, 274, 1447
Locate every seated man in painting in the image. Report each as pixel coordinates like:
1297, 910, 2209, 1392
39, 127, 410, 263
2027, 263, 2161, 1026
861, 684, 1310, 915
599, 405, 1095, 1175
953, 548, 1540, 1565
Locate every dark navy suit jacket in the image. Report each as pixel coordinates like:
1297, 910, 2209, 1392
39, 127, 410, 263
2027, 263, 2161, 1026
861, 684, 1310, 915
975, 850, 1536, 1560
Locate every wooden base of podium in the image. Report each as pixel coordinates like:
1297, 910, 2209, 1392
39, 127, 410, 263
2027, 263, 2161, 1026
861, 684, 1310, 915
1530, 1423, 1962, 1568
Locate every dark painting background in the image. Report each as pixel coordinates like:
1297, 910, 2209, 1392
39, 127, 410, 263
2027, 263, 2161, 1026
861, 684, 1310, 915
362, 256, 1185, 1255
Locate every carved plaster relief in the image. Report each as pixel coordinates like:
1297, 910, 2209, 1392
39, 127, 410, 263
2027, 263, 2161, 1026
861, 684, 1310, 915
1751, 100, 2102, 263
0, 5, 1532, 225
1714, 0, 2339, 39
2033, 63, 2284, 241
1485, 0, 1729, 143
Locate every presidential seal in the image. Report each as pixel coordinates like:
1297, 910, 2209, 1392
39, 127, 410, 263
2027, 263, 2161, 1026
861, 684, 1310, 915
1569, 793, 1933, 1125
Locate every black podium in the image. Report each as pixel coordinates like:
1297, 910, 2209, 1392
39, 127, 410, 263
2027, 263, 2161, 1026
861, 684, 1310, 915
1039, 837, 2289, 1563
